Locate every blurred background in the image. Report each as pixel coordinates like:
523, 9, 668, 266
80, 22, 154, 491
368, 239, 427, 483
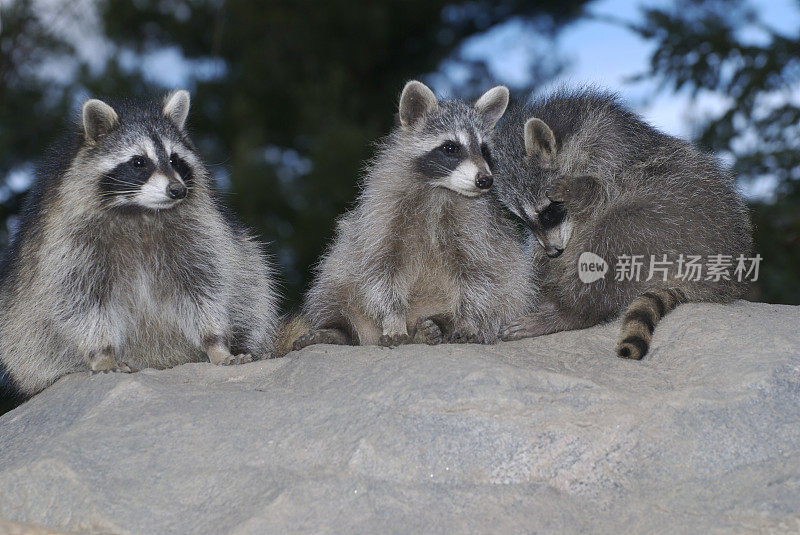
1, 0, 798, 412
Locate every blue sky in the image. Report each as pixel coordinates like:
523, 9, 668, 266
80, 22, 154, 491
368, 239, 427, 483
458, 0, 800, 138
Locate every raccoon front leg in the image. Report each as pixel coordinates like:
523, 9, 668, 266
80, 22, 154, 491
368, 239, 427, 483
362, 270, 412, 347
545, 175, 605, 218
449, 274, 490, 344
70, 305, 136, 373
194, 294, 254, 364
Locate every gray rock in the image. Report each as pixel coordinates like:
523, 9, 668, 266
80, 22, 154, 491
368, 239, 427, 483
0, 301, 798, 534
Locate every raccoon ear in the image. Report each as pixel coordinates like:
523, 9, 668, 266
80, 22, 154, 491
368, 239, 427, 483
524, 117, 557, 167
82, 99, 119, 144
474, 86, 509, 128
398, 80, 438, 128
163, 89, 191, 129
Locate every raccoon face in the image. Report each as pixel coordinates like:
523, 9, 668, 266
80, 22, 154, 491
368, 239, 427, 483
413, 134, 495, 198
81, 90, 201, 211
99, 142, 191, 211
507, 196, 571, 258
494, 115, 574, 257
398, 81, 509, 197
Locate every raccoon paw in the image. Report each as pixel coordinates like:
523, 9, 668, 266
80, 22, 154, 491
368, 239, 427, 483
447, 331, 479, 344
90, 362, 137, 375
546, 175, 599, 209
544, 177, 569, 204
292, 328, 350, 350
499, 321, 529, 341
412, 317, 443, 345
292, 333, 314, 351
499, 314, 555, 341
215, 353, 253, 366
378, 333, 412, 347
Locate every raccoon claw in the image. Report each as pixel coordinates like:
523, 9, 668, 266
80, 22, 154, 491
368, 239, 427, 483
544, 186, 565, 204
447, 331, 479, 344
499, 321, 528, 341
228, 353, 253, 366
412, 317, 443, 345
236, 353, 254, 365
500, 314, 554, 341
90, 362, 136, 375
293, 334, 313, 351
218, 353, 253, 366
379, 334, 411, 347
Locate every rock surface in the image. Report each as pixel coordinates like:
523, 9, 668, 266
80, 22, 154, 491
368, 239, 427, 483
0, 301, 798, 534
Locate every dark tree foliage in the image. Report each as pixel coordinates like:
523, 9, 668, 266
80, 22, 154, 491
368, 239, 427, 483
629, 0, 800, 304
0, 0, 82, 244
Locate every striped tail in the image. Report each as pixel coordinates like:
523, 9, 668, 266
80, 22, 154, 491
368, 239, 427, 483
616, 288, 686, 360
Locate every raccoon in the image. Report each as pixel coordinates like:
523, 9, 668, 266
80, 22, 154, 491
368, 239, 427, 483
0, 90, 280, 397
296, 81, 535, 349
491, 88, 752, 359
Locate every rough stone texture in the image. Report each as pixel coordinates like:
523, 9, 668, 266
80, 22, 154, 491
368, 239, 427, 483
0, 301, 798, 534
0, 519, 69, 535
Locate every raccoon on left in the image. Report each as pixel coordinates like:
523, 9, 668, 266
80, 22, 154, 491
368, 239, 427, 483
0, 90, 281, 398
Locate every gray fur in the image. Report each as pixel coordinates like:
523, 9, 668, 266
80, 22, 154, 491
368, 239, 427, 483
0, 91, 280, 396
301, 82, 534, 346
491, 87, 752, 356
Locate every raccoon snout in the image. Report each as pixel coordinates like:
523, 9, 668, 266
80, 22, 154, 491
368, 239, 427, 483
167, 183, 187, 200
475, 173, 493, 189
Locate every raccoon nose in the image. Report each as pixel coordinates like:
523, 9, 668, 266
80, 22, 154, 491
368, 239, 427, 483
475, 173, 493, 189
167, 183, 187, 200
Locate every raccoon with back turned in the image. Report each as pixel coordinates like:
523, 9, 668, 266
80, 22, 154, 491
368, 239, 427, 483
296, 81, 534, 348
491, 88, 752, 359
0, 90, 280, 397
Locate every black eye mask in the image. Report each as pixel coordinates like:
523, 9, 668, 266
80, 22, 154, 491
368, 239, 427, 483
539, 202, 567, 229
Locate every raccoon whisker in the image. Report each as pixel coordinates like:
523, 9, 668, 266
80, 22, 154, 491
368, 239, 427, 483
98, 183, 138, 192
430, 162, 460, 176
431, 162, 453, 171
100, 179, 138, 188
98, 188, 139, 194
98, 187, 138, 195
100, 175, 139, 187
99, 190, 140, 198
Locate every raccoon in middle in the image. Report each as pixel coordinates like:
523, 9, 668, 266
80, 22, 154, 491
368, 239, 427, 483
297, 81, 535, 348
